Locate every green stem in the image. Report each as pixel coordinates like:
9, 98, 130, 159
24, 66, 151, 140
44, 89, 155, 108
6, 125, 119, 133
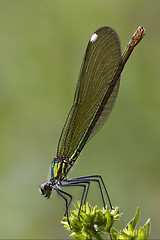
88, 225, 103, 240
109, 233, 113, 240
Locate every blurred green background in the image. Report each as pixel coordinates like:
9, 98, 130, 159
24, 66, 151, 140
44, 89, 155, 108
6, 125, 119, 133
0, 0, 159, 239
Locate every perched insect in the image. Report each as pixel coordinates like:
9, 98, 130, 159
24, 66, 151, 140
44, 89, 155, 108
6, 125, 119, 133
40, 26, 145, 222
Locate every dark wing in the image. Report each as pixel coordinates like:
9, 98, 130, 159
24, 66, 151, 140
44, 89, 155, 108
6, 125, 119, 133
57, 27, 121, 159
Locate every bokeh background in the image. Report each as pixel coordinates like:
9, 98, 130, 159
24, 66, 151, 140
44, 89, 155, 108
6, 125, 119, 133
0, 0, 159, 239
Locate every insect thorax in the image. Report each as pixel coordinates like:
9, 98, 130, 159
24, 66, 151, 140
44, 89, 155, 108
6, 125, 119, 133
50, 157, 73, 182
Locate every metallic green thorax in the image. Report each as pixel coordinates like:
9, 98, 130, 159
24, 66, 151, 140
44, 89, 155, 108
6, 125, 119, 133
50, 157, 75, 182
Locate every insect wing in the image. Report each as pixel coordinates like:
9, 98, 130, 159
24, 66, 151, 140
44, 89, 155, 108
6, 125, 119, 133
57, 27, 121, 159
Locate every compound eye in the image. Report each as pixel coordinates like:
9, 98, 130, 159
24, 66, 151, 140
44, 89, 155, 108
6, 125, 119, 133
40, 183, 52, 199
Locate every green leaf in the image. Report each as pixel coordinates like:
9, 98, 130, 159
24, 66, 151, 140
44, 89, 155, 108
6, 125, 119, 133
127, 207, 139, 229
137, 218, 151, 240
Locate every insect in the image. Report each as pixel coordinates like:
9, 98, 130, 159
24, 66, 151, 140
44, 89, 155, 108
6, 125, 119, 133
40, 26, 145, 222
